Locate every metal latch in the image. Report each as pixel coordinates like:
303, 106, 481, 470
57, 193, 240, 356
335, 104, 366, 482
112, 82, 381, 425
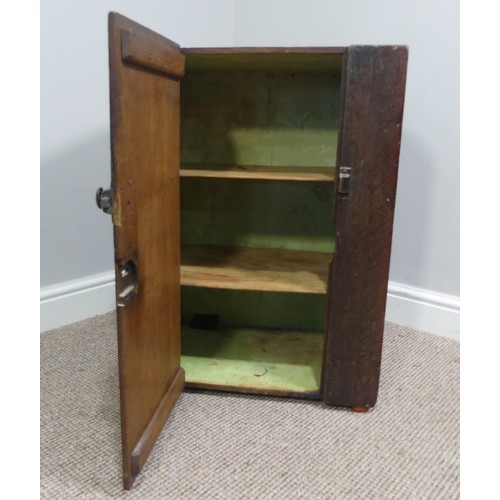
116, 260, 138, 307
96, 187, 112, 214
338, 166, 351, 196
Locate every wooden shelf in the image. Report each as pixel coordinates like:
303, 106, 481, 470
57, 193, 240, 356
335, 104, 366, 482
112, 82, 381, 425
181, 326, 323, 395
181, 245, 330, 294
180, 164, 335, 182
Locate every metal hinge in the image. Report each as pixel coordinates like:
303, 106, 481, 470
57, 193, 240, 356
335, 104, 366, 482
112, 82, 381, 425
338, 166, 352, 196
96, 187, 112, 214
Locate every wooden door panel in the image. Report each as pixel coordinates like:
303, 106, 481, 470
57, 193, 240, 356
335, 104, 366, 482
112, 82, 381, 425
108, 12, 184, 489
323, 46, 408, 409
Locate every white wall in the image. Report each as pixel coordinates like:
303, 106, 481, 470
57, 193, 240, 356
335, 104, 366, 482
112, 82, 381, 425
41, 0, 234, 287
41, 0, 459, 337
233, 0, 460, 298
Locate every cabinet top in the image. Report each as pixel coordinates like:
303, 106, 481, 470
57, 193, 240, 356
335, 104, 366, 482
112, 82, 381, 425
181, 46, 408, 73
182, 48, 347, 73
182, 47, 347, 54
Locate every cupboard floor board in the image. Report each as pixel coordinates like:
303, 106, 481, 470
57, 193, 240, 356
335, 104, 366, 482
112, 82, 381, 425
181, 326, 323, 394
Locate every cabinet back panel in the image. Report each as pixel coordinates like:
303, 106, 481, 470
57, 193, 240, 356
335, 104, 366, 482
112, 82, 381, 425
184, 52, 344, 73
181, 178, 335, 253
181, 288, 326, 332
180, 70, 341, 167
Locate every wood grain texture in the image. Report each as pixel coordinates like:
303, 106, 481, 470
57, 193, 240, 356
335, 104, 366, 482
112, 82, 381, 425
322, 46, 408, 409
109, 12, 184, 490
181, 245, 331, 294
131, 368, 185, 475
180, 164, 335, 182
121, 27, 185, 77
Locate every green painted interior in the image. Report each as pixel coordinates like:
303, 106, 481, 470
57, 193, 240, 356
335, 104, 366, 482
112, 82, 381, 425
181, 326, 323, 394
181, 178, 335, 252
181, 288, 327, 332
181, 70, 341, 167
179, 56, 341, 393
185, 52, 344, 73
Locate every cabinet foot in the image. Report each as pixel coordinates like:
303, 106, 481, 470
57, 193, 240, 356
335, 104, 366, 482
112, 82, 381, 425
352, 406, 370, 413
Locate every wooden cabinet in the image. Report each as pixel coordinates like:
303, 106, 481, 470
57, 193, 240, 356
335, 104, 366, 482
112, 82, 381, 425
100, 12, 408, 489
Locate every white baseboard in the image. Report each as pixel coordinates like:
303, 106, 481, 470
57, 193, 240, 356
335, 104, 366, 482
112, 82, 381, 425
40, 272, 116, 332
40, 273, 460, 340
386, 282, 460, 340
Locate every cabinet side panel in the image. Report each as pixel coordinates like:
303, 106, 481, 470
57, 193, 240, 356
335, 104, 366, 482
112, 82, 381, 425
323, 46, 408, 408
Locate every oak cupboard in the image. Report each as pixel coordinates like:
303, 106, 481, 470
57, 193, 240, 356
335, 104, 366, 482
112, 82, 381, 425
96, 12, 408, 489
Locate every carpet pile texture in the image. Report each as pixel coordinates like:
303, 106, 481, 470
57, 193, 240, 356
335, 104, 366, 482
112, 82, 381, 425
41, 312, 459, 499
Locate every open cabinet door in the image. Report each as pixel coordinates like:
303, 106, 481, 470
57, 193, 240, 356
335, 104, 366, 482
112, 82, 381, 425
107, 12, 185, 489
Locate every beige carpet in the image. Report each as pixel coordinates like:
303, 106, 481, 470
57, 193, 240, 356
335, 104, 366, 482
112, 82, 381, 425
40, 312, 459, 499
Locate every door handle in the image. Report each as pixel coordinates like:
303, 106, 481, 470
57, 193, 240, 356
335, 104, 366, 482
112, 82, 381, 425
96, 187, 113, 214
